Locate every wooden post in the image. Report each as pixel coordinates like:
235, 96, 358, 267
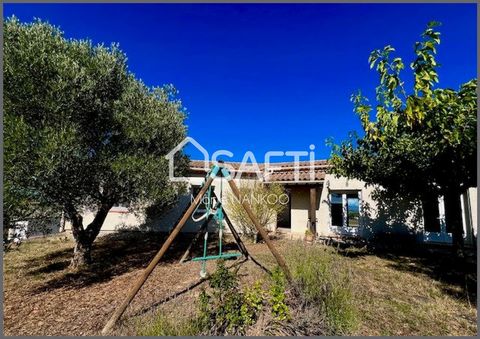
309, 186, 317, 235
101, 176, 215, 335
226, 178, 293, 283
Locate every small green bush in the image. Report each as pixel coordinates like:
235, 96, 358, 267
269, 267, 290, 321
241, 280, 265, 326
198, 260, 266, 335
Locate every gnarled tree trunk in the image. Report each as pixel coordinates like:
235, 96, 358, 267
67, 202, 113, 269
72, 233, 93, 267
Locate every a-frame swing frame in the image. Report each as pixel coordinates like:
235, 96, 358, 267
101, 164, 292, 335
178, 189, 250, 264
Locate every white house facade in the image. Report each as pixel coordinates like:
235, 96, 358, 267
64, 160, 477, 246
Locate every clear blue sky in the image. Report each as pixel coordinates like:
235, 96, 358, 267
4, 4, 477, 162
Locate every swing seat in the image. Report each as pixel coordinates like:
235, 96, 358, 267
191, 252, 242, 262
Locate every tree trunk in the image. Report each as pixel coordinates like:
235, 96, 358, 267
71, 234, 93, 268
443, 188, 464, 256
67, 201, 113, 269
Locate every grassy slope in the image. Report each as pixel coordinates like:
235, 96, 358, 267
3, 235, 477, 336
351, 254, 476, 335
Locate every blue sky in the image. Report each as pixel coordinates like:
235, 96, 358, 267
4, 4, 477, 162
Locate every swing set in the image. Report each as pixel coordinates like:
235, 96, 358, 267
189, 170, 242, 277
101, 163, 292, 335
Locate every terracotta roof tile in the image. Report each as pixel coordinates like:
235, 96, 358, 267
189, 160, 330, 183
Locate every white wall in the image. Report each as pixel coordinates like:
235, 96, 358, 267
65, 175, 263, 235
289, 174, 423, 240
64, 173, 477, 245
64, 206, 144, 234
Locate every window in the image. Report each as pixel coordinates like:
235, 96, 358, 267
330, 192, 360, 228
331, 193, 343, 227
346, 194, 360, 227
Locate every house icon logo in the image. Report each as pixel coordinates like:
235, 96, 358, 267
165, 136, 209, 182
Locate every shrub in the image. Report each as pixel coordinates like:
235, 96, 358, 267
225, 181, 286, 242
286, 243, 357, 334
198, 260, 266, 335
269, 267, 290, 321
241, 280, 265, 326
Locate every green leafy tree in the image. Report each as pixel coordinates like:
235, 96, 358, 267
4, 17, 188, 266
329, 22, 476, 251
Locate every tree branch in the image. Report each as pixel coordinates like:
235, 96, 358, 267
85, 202, 114, 242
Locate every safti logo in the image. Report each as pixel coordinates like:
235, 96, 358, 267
165, 136, 317, 182
165, 137, 209, 182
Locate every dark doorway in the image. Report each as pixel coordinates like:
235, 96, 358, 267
277, 189, 291, 229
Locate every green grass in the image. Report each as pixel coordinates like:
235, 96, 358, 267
285, 242, 358, 335
137, 312, 203, 336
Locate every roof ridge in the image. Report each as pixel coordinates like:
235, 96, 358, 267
190, 159, 329, 166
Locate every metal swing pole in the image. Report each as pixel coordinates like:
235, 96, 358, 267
101, 166, 220, 335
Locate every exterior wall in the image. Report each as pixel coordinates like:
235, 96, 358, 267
146, 175, 264, 234
288, 175, 399, 240
289, 186, 311, 238
65, 175, 265, 235
64, 206, 144, 234
322, 174, 428, 241
318, 175, 376, 238
289, 175, 477, 245
64, 171, 477, 246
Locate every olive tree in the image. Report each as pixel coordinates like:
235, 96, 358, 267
4, 17, 188, 267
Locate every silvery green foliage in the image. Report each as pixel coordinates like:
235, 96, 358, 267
4, 17, 188, 233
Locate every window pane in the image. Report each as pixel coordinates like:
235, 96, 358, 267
347, 194, 359, 227
331, 193, 342, 204
331, 193, 343, 226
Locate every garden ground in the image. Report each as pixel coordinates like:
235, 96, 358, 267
3, 232, 477, 336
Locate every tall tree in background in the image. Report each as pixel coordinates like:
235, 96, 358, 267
330, 22, 476, 252
4, 17, 188, 267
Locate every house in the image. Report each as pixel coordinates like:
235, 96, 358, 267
65, 160, 477, 246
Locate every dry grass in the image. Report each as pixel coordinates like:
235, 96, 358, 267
349, 251, 477, 335
3, 233, 477, 336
